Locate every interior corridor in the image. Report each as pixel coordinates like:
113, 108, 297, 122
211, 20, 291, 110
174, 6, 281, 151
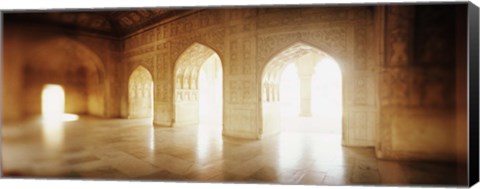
1, 4, 472, 187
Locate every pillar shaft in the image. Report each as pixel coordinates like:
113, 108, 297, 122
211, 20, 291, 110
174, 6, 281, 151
298, 74, 313, 117
295, 53, 321, 117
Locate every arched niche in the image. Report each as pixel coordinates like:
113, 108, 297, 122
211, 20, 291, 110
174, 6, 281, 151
173, 43, 223, 127
128, 66, 154, 119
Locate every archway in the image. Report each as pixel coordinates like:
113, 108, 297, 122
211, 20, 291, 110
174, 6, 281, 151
20, 37, 105, 150
128, 66, 154, 119
174, 43, 223, 128
261, 42, 343, 140
23, 37, 105, 117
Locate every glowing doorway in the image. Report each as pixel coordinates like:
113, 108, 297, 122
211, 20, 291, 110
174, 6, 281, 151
174, 43, 223, 128
41, 84, 78, 150
311, 57, 342, 134
278, 57, 342, 133
198, 55, 223, 125
262, 43, 343, 138
174, 44, 223, 162
42, 84, 65, 121
41, 84, 78, 122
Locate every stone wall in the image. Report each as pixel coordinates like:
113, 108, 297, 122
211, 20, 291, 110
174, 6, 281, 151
2, 21, 122, 121
377, 5, 464, 161
122, 7, 380, 144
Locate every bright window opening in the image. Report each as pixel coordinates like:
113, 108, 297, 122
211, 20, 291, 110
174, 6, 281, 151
311, 57, 342, 134
198, 56, 223, 125
41, 84, 78, 122
196, 53, 223, 162
42, 84, 65, 120
41, 84, 78, 151
279, 57, 342, 134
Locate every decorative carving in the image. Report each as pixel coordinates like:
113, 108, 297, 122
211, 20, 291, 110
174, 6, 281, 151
173, 43, 221, 106
385, 7, 413, 67
203, 28, 226, 53
156, 53, 170, 78
354, 78, 367, 105
230, 80, 255, 104
156, 42, 170, 51
354, 25, 368, 70
124, 45, 156, 58
257, 8, 350, 29
228, 21, 255, 35
119, 8, 380, 143
257, 28, 348, 64
228, 9, 256, 21
129, 56, 155, 73
164, 10, 223, 39
128, 66, 153, 117
230, 38, 254, 75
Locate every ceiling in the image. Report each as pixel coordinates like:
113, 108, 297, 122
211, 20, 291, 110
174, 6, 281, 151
4, 8, 200, 38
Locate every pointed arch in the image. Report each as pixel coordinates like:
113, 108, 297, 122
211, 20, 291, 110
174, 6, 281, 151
128, 65, 154, 118
260, 41, 343, 138
261, 42, 342, 84
261, 40, 345, 72
173, 42, 223, 127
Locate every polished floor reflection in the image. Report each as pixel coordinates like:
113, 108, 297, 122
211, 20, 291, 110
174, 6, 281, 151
2, 116, 463, 186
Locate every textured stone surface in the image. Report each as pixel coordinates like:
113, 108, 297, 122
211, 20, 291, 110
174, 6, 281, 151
1, 5, 468, 170
377, 5, 465, 162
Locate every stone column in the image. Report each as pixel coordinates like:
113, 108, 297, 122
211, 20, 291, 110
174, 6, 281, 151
295, 53, 321, 117
298, 73, 314, 117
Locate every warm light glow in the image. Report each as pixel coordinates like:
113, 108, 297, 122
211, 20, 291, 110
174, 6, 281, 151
198, 55, 223, 125
279, 56, 342, 134
197, 55, 223, 163
41, 84, 65, 150
62, 113, 79, 122
312, 57, 342, 117
311, 57, 342, 134
41, 84, 79, 122
42, 84, 65, 121
278, 133, 305, 170
149, 126, 155, 151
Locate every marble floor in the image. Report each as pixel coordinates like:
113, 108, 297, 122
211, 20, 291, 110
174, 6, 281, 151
1, 116, 465, 186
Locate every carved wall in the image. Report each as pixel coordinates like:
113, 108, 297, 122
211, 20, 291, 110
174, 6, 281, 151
2, 5, 467, 163
255, 8, 379, 144
121, 10, 227, 127
121, 7, 379, 143
377, 5, 462, 161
